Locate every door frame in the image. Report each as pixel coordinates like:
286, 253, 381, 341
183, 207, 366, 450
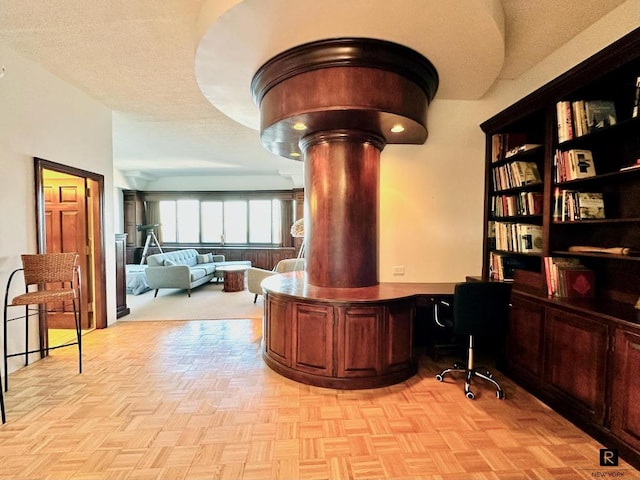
34, 158, 108, 329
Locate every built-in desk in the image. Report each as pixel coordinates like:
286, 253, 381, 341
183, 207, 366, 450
261, 272, 456, 389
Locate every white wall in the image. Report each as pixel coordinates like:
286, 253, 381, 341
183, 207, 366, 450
379, 0, 639, 283
0, 45, 116, 375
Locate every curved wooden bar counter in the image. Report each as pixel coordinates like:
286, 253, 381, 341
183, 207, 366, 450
261, 272, 456, 389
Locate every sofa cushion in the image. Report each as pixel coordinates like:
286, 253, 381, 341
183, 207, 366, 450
164, 258, 177, 266
189, 267, 210, 282
197, 253, 214, 264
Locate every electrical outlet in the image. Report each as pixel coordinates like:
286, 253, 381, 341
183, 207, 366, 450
392, 266, 405, 275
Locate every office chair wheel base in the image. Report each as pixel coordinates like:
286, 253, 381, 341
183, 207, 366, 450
435, 374, 444, 382
465, 390, 475, 400
496, 390, 505, 399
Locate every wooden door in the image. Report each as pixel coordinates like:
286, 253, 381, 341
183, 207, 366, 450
44, 174, 90, 328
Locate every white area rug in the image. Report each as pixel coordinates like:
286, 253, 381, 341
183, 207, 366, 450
122, 280, 263, 321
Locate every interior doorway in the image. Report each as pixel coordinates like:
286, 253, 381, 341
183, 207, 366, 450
34, 158, 107, 347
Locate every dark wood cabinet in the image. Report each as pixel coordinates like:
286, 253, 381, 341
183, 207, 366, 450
262, 288, 418, 389
507, 295, 545, 382
611, 326, 640, 454
115, 233, 130, 318
544, 307, 609, 424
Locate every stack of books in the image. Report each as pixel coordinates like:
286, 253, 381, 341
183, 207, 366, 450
494, 222, 543, 253
491, 191, 543, 217
492, 161, 542, 191
556, 100, 617, 142
489, 252, 527, 281
544, 256, 595, 298
553, 189, 605, 221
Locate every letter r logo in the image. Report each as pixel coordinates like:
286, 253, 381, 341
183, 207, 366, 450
599, 448, 619, 466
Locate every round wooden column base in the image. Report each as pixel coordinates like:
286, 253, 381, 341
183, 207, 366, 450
261, 272, 427, 390
263, 352, 417, 390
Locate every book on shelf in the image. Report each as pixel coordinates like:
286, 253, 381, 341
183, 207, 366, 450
571, 100, 588, 137
584, 100, 617, 132
492, 191, 543, 217
491, 133, 526, 162
518, 224, 543, 253
558, 265, 595, 298
487, 220, 496, 250
494, 221, 542, 253
556, 190, 605, 221
577, 192, 605, 219
489, 252, 527, 281
554, 149, 596, 182
492, 161, 541, 191
505, 143, 542, 158
556, 99, 617, 142
569, 149, 596, 179
512, 161, 542, 186
633, 76, 640, 119
544, 256, 594, 298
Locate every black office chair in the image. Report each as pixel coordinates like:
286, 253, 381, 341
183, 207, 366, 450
434, 281, 512, 399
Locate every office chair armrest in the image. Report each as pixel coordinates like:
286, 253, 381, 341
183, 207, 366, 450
433, 299, 452, 329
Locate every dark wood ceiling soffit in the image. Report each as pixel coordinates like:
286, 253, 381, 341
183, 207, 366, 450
251, 38, 439, 159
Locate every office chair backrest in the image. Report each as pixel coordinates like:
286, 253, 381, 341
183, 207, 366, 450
452, 281, 512, 336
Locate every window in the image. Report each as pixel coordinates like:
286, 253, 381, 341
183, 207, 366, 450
224, 200, 247, 243
201, 201, 223, 243
157, 196, 286, 245
158, 201, 176, 242
249, 199, 281, 244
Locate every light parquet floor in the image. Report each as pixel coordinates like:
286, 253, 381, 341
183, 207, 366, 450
0, 318, 638, 480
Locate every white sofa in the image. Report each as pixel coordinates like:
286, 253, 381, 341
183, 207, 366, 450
145, 249, 250, 297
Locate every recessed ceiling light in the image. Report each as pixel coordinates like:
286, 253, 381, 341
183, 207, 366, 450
390, 124, 405, 133
293, 122, 307, 131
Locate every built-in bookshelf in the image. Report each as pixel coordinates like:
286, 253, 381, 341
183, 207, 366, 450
481, 29, 640, 302
485, 116, 545, 281
480, 27, 640, 469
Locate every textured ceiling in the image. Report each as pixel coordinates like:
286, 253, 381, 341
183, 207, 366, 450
0, 0, 628, 183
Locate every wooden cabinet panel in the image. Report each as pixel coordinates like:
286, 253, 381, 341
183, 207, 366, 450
384, 301, 414, 373
293, 303, 334, 375
544, 308, 609, 423
611, 327, 640, 452
242, 250, 270, 269
337, 307, 383, 377
264, 294, 292, 367
507, 295, 545, 381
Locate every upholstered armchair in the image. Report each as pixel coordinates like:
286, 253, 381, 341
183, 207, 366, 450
247, 258, 305, 303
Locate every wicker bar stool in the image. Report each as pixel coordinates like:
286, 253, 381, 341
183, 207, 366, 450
2, 253, 83, 410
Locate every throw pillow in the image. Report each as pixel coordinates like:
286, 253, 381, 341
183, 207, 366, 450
164, 258, 177, 266
196, 253, 213, 264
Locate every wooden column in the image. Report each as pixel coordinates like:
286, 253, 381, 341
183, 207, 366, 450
302, 130, 384, 287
